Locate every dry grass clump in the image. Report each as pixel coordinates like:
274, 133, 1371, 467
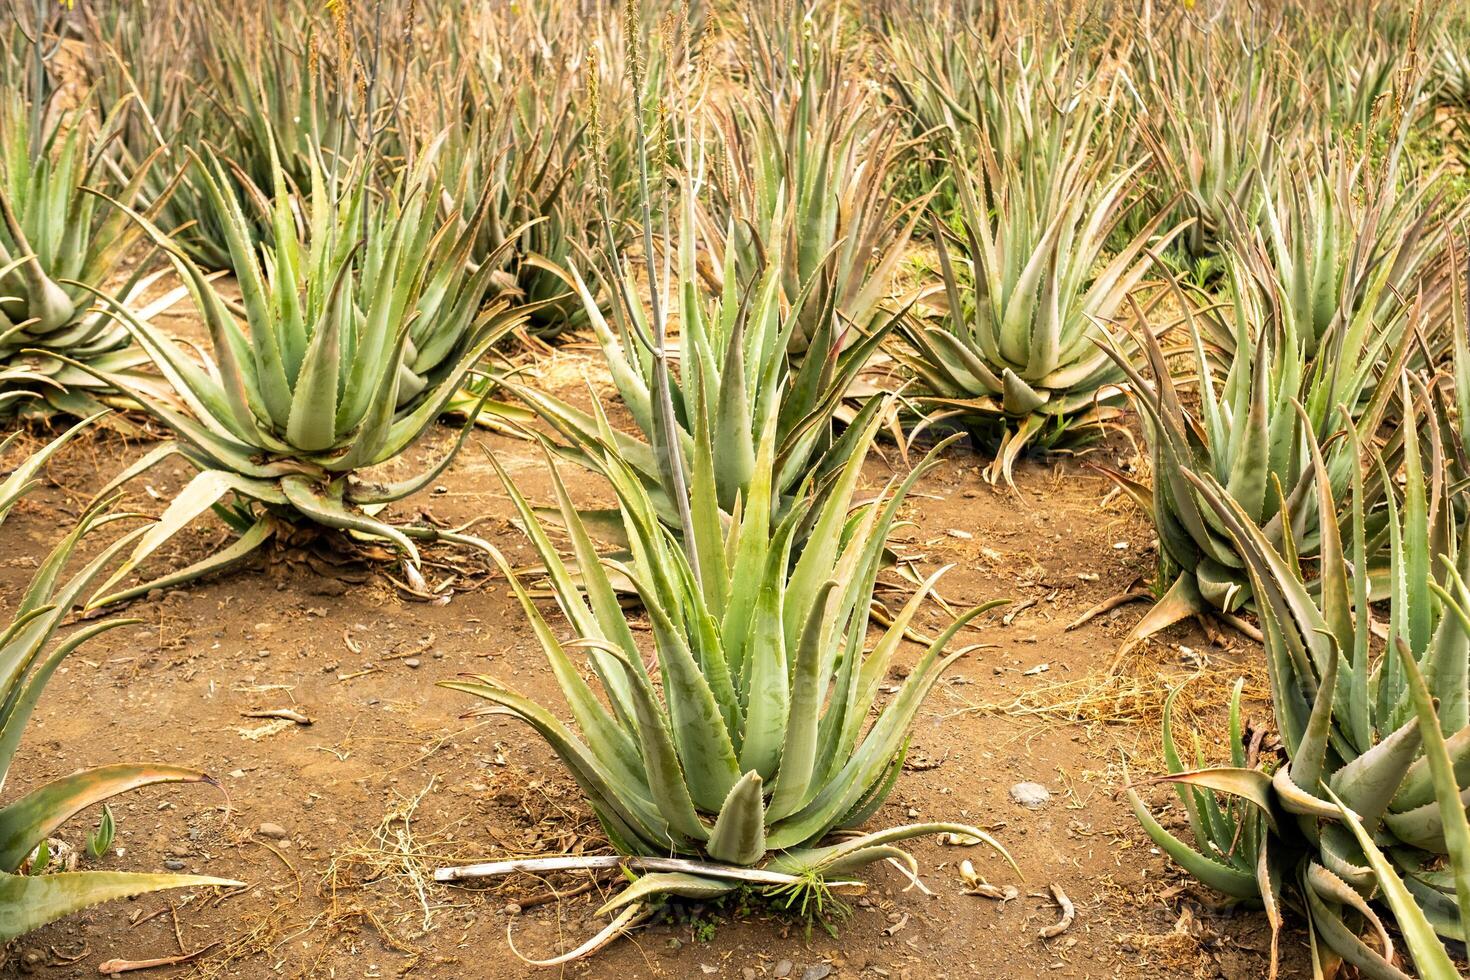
947, 645, 1271, 769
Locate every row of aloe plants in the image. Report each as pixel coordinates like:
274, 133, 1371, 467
2, 0, 1470, 966
0, 0, 1017, 948
868, 2, 1470, 973
874, 0, 1466, 483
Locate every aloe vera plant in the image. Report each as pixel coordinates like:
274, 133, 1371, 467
700, 2, 924, 352
1128, 407, 1470, 978
895, 125, 1184, 486
444, 406, 1012, 921
516, 173, 894, 525
64, 141, 526, 605
1135, 40, 1284, 264
1258, 154, 1448, 358
0, 497, 238, 941
880, 13, 1085, 221
0, 95, 183, 421
432, 73, 594, 339
1099, 254, 1407, 645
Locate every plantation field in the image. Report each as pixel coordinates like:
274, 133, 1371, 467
3, 0, 1470, 977
5, 380, 1280, 978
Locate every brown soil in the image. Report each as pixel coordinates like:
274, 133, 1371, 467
1, 343, 1297, 979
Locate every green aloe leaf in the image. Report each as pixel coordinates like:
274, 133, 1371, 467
1394, 639, 1470, 944
704, 771, 766, 866
1325, 783, 1462, 979
0, 870, 241, 942
0, 765, 213, 871
595, 872, 739, 918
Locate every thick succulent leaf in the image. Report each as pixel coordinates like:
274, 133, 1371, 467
1271, 765, 1344, 822
1330, 716, 1420, 829
1394, 725, 1470, 812
1325, 784, 1463, 979
1158, 768, 1281, 836
768, 607, 991, 848
88, 470, 288, 607
721, 415, 781, 686
1394, 639, 1470, 942
1308, 860, 1396, 957
486, 560, 645, 797
279, 476, 420, 565
1302, 879, 1414, 980
595, 872, 739, 918
283, 255, 351, 450
765, 581, 835, 822
738, 531, 794, 780
819, 567, 954, 793
1257, 837, 1283, 979
704, 770, 766, 866
1181, 468, 1329, 750
602, 646, 711, 843
837, 741, 908, 829
782, 411, 882, 653
343, 407, 484, 505
438, 680, 675, 853
0, 870, 241, 942
770, 822, 1014, 879
0, 765, 213, 871
1122, 573, 1208, 649
1401, 871, 1468, 942
1290, 626, 1339, 800
1421, 575, 1470, 736
627, 571, 741, 813
372, 331, 510, 466
1125, 782, 1261, 900
92, 518, 275, 608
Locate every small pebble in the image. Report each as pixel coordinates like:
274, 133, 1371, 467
1009, 781, 1051, 808
774, 960, 794, 979
802, 966, 833, 980
163, 859, 185, 871
404, 658, 421, 669
257, 823, 289, 840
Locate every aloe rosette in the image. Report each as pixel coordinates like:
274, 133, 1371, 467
702, 5, 925, 354
443, 408, 1013, 917
0, 95, 184, 421
1099, 252, 1407, 645
1129, 413, 1470, 978
1248, 151, 1447, 362
897, 136, 1185, 486
514, 185, 894, 525
67, 140, 526, 605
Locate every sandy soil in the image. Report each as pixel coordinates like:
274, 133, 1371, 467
0, 342, 1296, 979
